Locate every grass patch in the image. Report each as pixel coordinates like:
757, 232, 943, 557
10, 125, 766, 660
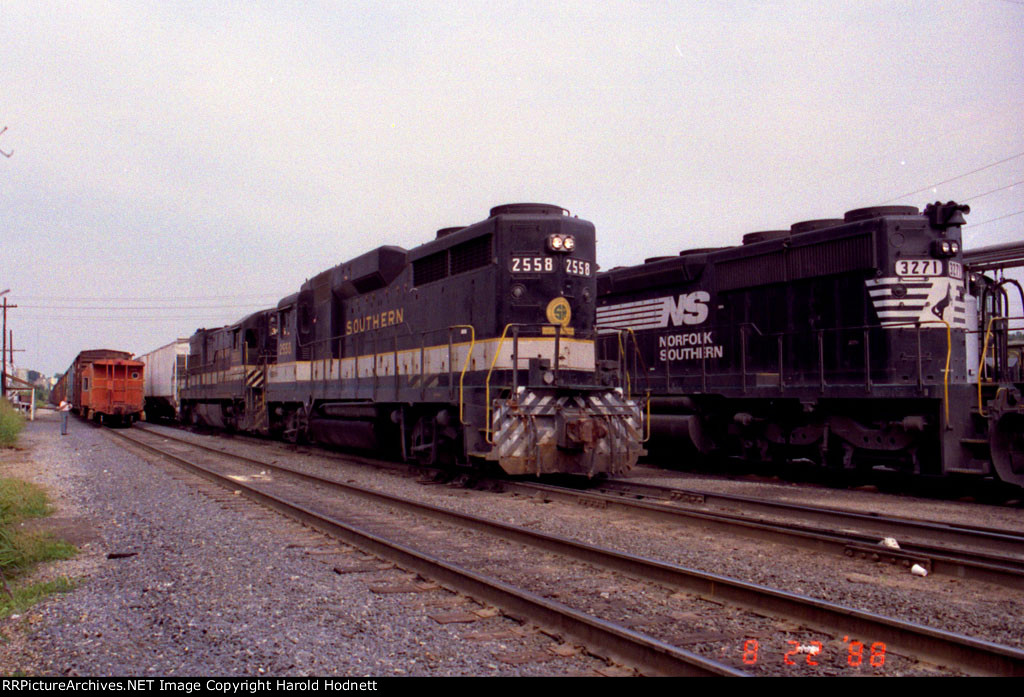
0, 577, 76, 616
0, 400, 24, 448
0, 478, 77, 618
0, 478, 52, 524
0, 529, 76, 572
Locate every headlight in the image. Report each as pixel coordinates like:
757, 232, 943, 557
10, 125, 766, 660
940, 241, 951, 254
951, 241, 960, 254
547, 234, 575, 253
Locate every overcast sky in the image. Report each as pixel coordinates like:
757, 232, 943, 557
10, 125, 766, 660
3, 1, 1022, 375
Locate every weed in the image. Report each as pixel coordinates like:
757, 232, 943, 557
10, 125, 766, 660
0, 577, 76, 617
0, 477, 77, 618
0, 401, 24, 448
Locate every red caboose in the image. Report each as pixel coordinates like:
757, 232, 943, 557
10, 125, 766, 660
51, 349, 145, 426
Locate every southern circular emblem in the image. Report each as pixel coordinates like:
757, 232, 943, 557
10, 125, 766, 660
546, 297, 572, 327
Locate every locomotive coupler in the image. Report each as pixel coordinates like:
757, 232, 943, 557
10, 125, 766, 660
556, 411, 609, 450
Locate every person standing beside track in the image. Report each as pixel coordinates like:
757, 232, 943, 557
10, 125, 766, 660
59, 399, 71, 435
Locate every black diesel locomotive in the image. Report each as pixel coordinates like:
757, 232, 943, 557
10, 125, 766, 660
181, 204, 643, 476
596, 202, 1024, 488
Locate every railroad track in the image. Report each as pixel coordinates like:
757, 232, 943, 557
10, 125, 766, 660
132, 422, 1024, 588
110, 425, 1024, 676
594, 477, 1024, 555
111, 426, 741, 676
133, 423, 1024, 588
497, 478, 1024, 590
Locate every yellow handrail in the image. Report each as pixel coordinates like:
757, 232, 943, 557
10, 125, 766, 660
642, 389, 651, 443
976, 316, 1005, 417
485, 324, 515, 443
616, 331, 631, 400
450, 325, 475, 425
940, 318, 951, 428
620, 329, 653, 441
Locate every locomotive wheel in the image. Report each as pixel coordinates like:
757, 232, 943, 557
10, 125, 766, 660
282, 408, 309, 444
410, 416, 436, 465
991, 412, 1024, 488
409, 412, 463, 466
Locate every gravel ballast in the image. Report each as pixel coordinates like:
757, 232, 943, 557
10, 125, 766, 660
0, 413, 608, 677
139, 424, 1024, 658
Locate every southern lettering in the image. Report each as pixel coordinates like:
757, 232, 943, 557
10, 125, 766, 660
346, 309, 405, 335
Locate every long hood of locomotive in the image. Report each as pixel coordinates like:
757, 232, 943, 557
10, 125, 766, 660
596, 208, 971, 390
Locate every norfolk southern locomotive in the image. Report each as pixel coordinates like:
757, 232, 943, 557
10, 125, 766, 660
596, 202, 1024, 488
180, 204, 643, 476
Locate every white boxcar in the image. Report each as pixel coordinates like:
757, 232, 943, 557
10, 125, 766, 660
137, 339, 189, 420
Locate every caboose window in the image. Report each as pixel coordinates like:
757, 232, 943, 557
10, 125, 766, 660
131, 371, 140, 379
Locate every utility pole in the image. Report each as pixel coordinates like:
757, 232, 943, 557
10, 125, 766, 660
10, 330, 24, 372
1, 294, 16, 398
6, 331, 25, 399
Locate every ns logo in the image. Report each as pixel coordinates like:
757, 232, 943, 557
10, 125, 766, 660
660, 291, 710, 327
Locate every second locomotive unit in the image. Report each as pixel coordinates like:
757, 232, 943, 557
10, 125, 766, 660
596, 202, 1024, 488
181, 203, 644, 476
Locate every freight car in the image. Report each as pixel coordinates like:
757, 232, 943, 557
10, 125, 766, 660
136, 339, 189, 421
180, 203, 644, 476
50, 349, 145, 426
596, 202, 1024, 488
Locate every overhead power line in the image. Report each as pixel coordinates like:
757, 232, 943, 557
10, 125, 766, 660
18, 315, 240, 322
963, 179, 1024, 202
880, 150, 1024, 203
19, 303, 275, 310
970, 209, 1024, 228
14, 293, 282, 302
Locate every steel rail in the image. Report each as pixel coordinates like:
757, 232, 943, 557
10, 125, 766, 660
116, 427, 1024, 676
504, 480, 1024, 590
592, 479, 1024, 555
133, 423, 1024, 588
108, 428, 745, 677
